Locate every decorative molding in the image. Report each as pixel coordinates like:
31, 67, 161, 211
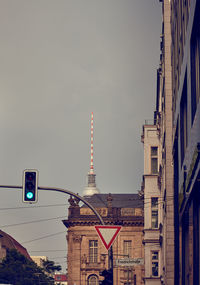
72, 234, 82, 243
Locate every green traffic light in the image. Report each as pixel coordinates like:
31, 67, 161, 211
26, 192, 34, 199
23, 170, 38, 203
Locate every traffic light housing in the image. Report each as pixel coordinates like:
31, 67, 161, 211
99, 269, 113, 285
23, 169, 38, 203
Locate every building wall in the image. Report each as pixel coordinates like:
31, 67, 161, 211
142, 1, 175, 284
31, 256, 47, 267
64, 195, 144, 285
152, 1, 175, 284
67, 225, 144, 285
162, 1, 174, 284
141, 125, 162, 285
171, 0, 200, 284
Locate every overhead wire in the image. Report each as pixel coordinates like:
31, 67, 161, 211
0, 203, 69, 211
22, 231, 67, 244
45, 256, 67, 260
0, 215, 67, 228
0, 197, 175, 229
30, 249, 66, 253
0, 194, 175, 262
0, 195, 175, 213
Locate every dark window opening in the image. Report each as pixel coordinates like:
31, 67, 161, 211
180, 73, 187, 166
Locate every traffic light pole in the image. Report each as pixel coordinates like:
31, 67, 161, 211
0, 184, 115, 282
38, 186, 105, 225
0, 185, 104, 225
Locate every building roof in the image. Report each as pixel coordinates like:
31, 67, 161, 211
83, 193, 143, 209
64, 193, 144, 228
0, 229, 31, 260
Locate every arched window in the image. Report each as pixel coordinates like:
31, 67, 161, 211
88, 274, 98, 285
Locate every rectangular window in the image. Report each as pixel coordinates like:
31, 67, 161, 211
123, 240, 132, 258
151, 147, 158, 174
180, 74, 187, 166
89, 240, 98, 263
151, 198, 158, 229
152, 251, 159, 277
124, 269, 132, 279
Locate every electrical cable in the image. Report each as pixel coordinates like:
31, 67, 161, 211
22, 231, 67, 244
0, 195, 176, 212
30, 249, 66, 253
0, 203, 69, 211
0, 216, 67, 228
0, 198, 174, 229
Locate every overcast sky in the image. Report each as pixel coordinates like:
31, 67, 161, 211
0, 0, 161, 272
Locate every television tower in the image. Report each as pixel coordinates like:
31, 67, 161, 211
83, 112, 100, 196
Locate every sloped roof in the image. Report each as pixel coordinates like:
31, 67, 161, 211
83, 193, 143, 208
0, 229, 31, 260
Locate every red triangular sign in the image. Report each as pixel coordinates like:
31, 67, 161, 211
95, 225, 122, 250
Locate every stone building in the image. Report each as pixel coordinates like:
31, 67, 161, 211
31, 256, 48, 267
141, 123, 163, 284
141, 1, 175, 284
146, 1, 175, 284
158, 1, 174, 284
63, 193, 144, 285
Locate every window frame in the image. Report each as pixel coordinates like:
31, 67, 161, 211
89, 240, 98, 264
151, 250, 159, 277
150, 146, 158, 174
123, 240, 132, 258
88, 274, 98, 285
151, 197, 159, 229
180, 73, 188, 166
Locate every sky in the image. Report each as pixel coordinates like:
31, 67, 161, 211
0, 0, 162, 272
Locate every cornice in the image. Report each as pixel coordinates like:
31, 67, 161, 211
63, 217, 144, 228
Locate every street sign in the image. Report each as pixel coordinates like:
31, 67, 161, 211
95, 225, 121, 250
115, 258, 144, 267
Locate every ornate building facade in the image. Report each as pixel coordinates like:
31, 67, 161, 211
63, 193, 144, 285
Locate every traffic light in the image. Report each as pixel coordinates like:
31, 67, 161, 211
99, 269, 113, 285
23, 169, 38, 203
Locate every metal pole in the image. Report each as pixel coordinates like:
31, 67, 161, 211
108, 245, 113, 284
0, 184, 108, 283
0, 185, 104, 225
38, 186, 104, 225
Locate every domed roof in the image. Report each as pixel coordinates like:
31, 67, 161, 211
0, 229, 31, 260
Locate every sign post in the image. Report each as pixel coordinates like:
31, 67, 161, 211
95, 225, 122, 284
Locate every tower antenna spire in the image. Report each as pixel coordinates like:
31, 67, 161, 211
83, 112, 100, 196
90, 112, 94, 174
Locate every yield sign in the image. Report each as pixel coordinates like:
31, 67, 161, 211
95, 225, 122, 250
